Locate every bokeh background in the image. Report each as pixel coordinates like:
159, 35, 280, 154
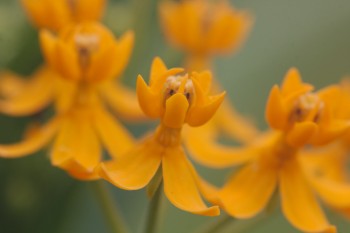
0, 0, 350, 232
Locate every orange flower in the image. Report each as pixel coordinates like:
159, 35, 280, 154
160, 0, 258, 148
200, 68, 350, 233
0, 22, 137, 179
159, 0, 252, 71
265, 68, 350, 147
22, 0, 106, 31
299, 79, 350, 220
98, 57, 225, 216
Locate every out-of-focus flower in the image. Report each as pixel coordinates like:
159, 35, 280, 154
159, 0, 252, 71
265, 68, 349, 147
21, 0, 106, 32
160, 0, 258, 148
206, 68, 350, 233
0, 22, 138, 179
299, 79, 350, 220
98, 57, 224, 216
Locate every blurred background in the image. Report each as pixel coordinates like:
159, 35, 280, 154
0, 0, 350, 232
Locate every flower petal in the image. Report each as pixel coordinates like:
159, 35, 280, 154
0, 71, 26, 98
0, 67, 55, 116
163, 93, 189, 128
281, 68, 313, 96
59, 159, 100, 180
55, 40, 81, 81
162, 146, 220, 216
75, 0, 106, 22
98, 136, 162, 190
40, 30, 59, 69
136, 75, 162, 118
187, 159, 221, 205
216, 100, 259, 143
0, 118, 59, 158
308, 175, 350, 208
100, 82, 146, 121
185, 124, 256, 168
279, 158, 335, 233
265, 85, 288, 130
286, 121, 318, 148
220, 160, 278, 218
93, 106, 134, 159
311, 120, 350, 146
51, 112, 101, 174
186, 78, 226, 127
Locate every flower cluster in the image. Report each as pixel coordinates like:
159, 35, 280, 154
0, 0, 350, 233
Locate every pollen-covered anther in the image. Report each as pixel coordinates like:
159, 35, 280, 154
163, 75, 194, 104
290, 92, 324, 123
75, 34, 100, 68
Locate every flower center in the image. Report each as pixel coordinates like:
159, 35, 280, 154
289, 92, 324, 123
163, 75, 194, 105
74, 33, 100, 70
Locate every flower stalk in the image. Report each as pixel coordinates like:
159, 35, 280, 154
143, 181, 164, 233
91, 181, 129, 233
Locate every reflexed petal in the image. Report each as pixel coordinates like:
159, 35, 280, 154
302, 147, 350, 208
308, 175, 350, 208
279, 158, 335, 233
93, 107, 134, 159
186, 159, 221, 205
163, 93, 189, 128
60, 159, 100, 180
51, 112, 101, 174
286, 122, 318, 148
98, 136, 162, 190
0, 72, 26, 98
265, 85, 287, 130
100, 82, 146, 121
301, 145, 348, 182
0, 67, 55, 116
0, 118, 59, 158
215, 100, 259, 143
185, 124, 256, 168
220, 161, 278, 218
311, 120, 350, 146
136, 75, 162, 118
162, 147, 220, 216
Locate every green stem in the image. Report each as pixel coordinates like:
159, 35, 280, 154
143, 182, 164, 233
195, 214, 233, 233
91, 181, 129, 233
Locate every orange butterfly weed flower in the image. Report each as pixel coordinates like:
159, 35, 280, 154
159, 0, 252, 71
22, 0, 106, 32
0, 22, 136, 179
197, 68, 350, 233
98, 57, 225, 216
300, 79, 350, 220
160, 0, 258, 144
